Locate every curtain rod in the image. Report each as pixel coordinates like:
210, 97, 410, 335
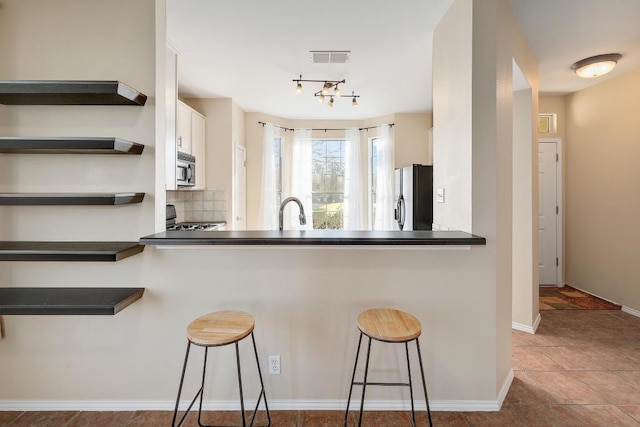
257, 121, 394, 132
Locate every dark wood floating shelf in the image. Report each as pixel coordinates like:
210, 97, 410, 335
0, 287, 144, 315
0, 242, 144, 262
0, 192, 145, 206
0, 137, 144, 154
0, 80, 147, 106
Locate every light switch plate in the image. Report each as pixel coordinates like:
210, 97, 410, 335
436, 188, 445, 203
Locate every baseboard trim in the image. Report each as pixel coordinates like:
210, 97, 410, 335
512, 313, 540, 334
0, 394, 511, 413
622, 306, 640, 318
497, 369, 515, 409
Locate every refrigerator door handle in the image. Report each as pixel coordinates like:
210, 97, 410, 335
398, 195, 406, 230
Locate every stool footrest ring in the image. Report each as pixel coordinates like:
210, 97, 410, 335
353, 381, 410, 387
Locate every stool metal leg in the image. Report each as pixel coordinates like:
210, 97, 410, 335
415, 339, 433, 427
172, 341, 192, 427
235, 341, 247, 427
357, 336, 373, 427
250, 332, 271, 427
197, 347, 209, 427
405, 342, 416, 427
344, 332, 364, 427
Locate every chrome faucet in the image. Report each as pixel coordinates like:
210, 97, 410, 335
279, 197, 307, 231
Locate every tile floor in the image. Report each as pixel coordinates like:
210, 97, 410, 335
2, 309, 640, 426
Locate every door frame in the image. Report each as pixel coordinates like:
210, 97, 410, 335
233, 143, 247, 231
539, 137, 563, 287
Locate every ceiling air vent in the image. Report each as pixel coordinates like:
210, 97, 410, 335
310, 51, 350, 64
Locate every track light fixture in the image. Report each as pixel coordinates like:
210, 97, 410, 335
293, 75, 360, 107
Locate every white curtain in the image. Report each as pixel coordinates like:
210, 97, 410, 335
343, 127, 364, 230
259, 123, 280, 230
290, 128, 313, 230
373, 125, 396, 230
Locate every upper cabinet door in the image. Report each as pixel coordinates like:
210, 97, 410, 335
177, 100, 192, 154
191, 111, 206, 190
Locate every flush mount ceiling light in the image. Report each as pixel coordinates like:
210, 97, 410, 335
571, 53, 622, 78
293, 75, 360, 108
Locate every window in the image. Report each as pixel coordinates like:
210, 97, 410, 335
312, 139, 345, 229
369, 137, 380, 229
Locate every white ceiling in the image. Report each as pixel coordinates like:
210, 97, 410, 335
167, 0, 640, 120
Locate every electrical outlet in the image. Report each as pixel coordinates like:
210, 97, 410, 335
268, 355, 280, 374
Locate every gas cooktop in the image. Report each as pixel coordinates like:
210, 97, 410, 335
167, 223, 222, 231
166, 204, 224, 231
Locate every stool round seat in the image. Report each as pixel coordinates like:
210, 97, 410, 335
357, 308, 421, 343
187, 310, 255, 347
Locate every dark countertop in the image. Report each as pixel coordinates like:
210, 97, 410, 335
139, 230, 486, 246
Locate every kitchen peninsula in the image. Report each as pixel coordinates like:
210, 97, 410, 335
140, 229, 486, 246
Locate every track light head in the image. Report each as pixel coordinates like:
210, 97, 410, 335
295, 76, 359, 107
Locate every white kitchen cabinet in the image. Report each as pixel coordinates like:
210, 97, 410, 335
176, 100, 206, 190
190, 110, 206, 190
177, 101, 192, 154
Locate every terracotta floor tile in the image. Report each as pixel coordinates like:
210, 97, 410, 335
510, 404, 584, 426
618, 371, 640, 387
299, 410, 350, 426
526, 371, 609, 404
538, 346, 607, 370
568, 405, 640, 426
462, 406, 526, 426
547, 328, 594, 346
0, 412, 23, 425
512, 346, 564, 371
343, 410, 409, 427
504, 371, 558, 405
619, 405, 640, 423
421, 411, 467, 426
622, 348, 640, 363
512, 330, 535, 347
573, 371, 640, 404
65, 411, 135, 427
126, 410, 177, 427
583, 347, 640, 370
518, 330, 569, 347
5, 411, 78, 427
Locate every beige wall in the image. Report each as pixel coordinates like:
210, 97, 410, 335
1, 0, 539, 410
394, 113, 433, 167
434, 0, 539, 393
564, 68, 640, 311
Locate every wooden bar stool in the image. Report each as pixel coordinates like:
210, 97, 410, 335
171, 310, 270, 427
344, 308, 432, 427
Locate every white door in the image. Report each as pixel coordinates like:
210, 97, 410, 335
538, 142, 558, 285
234, 144, 247, 230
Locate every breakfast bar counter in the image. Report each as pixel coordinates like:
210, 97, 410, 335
139, 229, 486, 246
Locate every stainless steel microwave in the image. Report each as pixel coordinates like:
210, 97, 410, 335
176, 151, 196, 187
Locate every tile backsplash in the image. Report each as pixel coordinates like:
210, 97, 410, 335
167, 190, 226, 223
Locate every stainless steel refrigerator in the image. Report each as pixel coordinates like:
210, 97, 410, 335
394, 164, 433, 230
